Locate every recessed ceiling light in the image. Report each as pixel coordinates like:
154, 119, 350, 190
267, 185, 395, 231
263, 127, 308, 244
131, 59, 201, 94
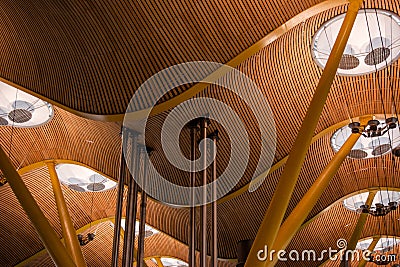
312, 9, 400, 76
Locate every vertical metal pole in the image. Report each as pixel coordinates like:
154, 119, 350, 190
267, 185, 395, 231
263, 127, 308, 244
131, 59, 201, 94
209, 131, 218, 267
137, 147, 151, 267
245, 1, 365, 266
122, 131, 139, 267
112, 127, 128, 267
0, 145, 76, 267
47, 161, 87, 267
199, 118, 208, 267
189, 121, 198, 267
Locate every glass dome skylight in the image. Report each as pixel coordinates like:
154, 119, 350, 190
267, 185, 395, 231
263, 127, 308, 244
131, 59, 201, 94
120, 219, 160, 238
55, 163, 117, 192
356, 237, 400, 252
312, 9, 400, 76
343, 190, 400, 212
151, 257, 188, 267
0, 81, 53, 127
331, 115, 400, 159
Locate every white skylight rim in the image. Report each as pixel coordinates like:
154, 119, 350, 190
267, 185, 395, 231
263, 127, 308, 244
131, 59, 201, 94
120, 219, 160, 238
343, 190, 400, 212
0, 81, 53, 127
312, 9, 400, 76
356, 237, 400, 252
150, 257, 188, 267
331, 115, 400, 159
56, 163, 117, 192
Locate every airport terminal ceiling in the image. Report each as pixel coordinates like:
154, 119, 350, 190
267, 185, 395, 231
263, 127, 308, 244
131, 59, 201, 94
1, 0, 400, 266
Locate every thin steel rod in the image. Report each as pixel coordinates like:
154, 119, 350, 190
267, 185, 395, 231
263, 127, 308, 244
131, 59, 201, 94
122, 132, 139, 267
138, 148, 151, 267
200, 118, 208, 267
112, 128, 128, 267
209, 131, 219, 267
189, 123, 198, 267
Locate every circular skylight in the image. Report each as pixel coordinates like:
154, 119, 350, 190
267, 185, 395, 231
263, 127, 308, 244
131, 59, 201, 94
120, 219, 160, 238
312, 9, 400, 76
151, 257, 188, 267
356, 237, 400, 252
0, 81, 53, 127
343, 190, 400, 212
331, 115, 400, 159
55, 163, 117, 192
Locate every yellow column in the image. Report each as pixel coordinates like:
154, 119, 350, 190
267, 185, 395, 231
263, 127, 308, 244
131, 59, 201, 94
0, 145, 76, 266
155, 257, 165, 267
244, 1, 364, 266
46, 161, 87, 267
268, 132, 362, 266
346, 191, 377, 251
357, 236, 379, 267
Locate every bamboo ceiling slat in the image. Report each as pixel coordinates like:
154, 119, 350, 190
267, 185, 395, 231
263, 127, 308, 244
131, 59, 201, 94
1, 0, 400, 265
0, 0, 325, 115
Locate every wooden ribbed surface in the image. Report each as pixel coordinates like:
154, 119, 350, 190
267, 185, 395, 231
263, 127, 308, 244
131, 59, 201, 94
1, 0, 400, 265
0, 0, 325, 115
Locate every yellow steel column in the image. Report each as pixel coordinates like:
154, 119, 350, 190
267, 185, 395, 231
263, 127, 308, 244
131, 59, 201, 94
244, 1, 364, 266
155, 257, 165, 267
346, 191, 377, 251
46, 161, 87, 267
357, 236, 379, 267
268, 132, 362, 266
0, 145, 76, 266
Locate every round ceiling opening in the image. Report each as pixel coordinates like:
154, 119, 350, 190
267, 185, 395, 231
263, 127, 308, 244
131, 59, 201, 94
311, 9, 400, 76
343, 190, 400, 213
55, 163, 117, 193
356, 237, 400, 252
331, 115, 400, 159
0, 82, 53, 127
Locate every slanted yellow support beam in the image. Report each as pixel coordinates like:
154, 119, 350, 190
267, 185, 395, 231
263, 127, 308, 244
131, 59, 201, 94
268, 132, 362, 266
155, 257, 165, 267
0, 145, 76, 266
357, 236, 379, 267
46, 161, 87, 267
346, 191, 377, 251
244, 1, 364, 266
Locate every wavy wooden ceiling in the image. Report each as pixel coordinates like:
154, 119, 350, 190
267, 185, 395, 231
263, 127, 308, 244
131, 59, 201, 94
1, 0, 400, 266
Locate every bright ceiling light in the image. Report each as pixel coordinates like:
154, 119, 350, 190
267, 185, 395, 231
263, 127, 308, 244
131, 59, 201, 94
151, 257, 188, 267
343, 190, 400, 215
55, 163, 117, 192
0, 81, 53, 127
312, 9, 400, 76
356, 237, 400, 252
331, 115, 400, 159
120, 219, 160, 238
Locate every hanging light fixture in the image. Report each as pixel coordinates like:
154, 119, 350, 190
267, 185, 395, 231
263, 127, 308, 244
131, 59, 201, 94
331, 115, 400, 159
343, 190, 400, 216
